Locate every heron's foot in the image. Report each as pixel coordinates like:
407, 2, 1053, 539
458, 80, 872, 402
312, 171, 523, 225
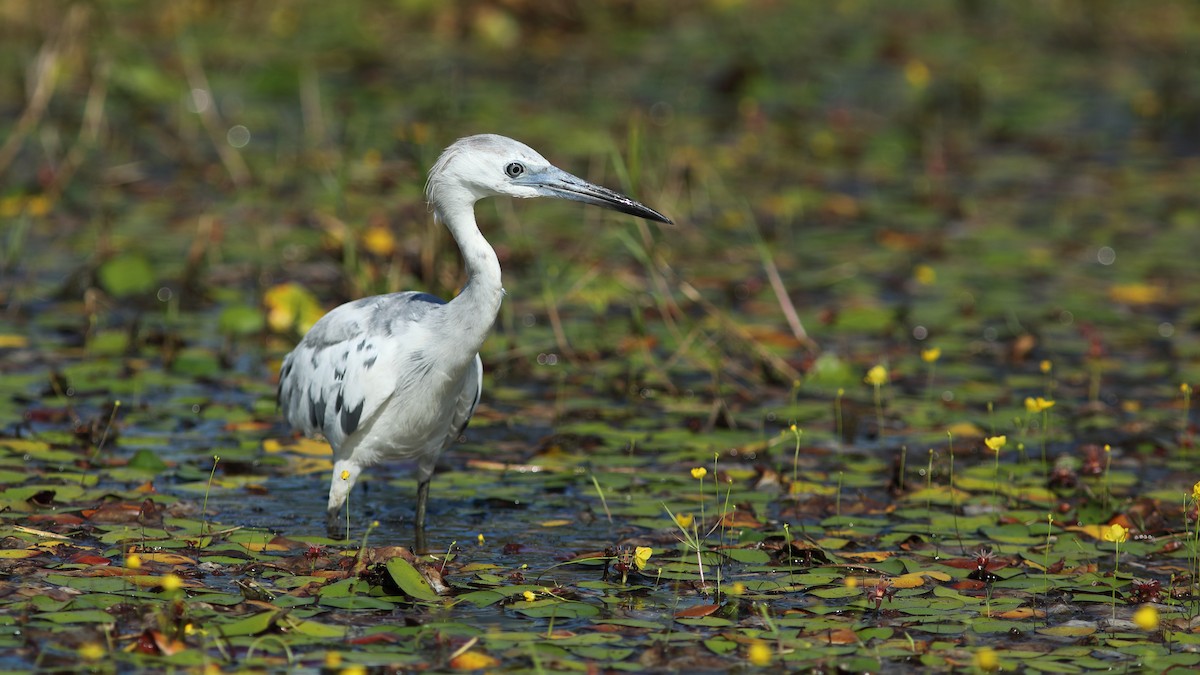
325, 509, 348, 540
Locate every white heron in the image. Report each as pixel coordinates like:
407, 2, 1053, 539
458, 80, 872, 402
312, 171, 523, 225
277, 134, 671, 544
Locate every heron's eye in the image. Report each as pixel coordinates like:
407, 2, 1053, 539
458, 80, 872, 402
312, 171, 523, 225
504, 162, 525, 178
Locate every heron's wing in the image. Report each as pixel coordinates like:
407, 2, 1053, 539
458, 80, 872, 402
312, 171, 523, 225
448, 354, 482, 445
414, 353, 482, 481
278, 292, 447, 450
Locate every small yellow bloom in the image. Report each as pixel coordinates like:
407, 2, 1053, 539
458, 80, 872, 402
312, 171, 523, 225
691, 467, 707, 480
984, 435, 1007, 452
747, 640, 772, 666
522, 591, 536, 602
865, 365, 888, 386
361, 224, 396, 257
340, 665, 367, 675
78, 643, 105, 661
1103, 523, 1128, 544
844, 575, 859, 589
904, 59, 931, 89
324, 651, 343, 669
26, 195, 51, 217
1104, 444, 1111, 453
729, 582, 746, 595
1025, 397, 1056, 413
340, 470, 350, 481
921, 347, 941, 363
633, 546, 653, 570
449, 651, 500, 670
1133, 604, 1159, 631
1182, 383, 1192, 395
789, 423, 797, 433
1040, 360, 1053, 374
1193, 481, 1200, 502
125, 553, 142, 570
675, 513, 694, 528
477, 533, 485, 544
976, 647, 999, 671
161, 574, 183, 592
914, 264, 936, 285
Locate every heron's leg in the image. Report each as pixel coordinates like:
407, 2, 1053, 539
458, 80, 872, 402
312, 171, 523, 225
326, 460, 361, 540
413, 478, 431, 552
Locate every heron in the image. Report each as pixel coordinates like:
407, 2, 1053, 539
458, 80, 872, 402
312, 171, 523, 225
277, 134, 671, 545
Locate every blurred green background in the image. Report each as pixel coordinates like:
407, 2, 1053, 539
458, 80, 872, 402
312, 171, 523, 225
3, 5, 1200, 670
3, 0, 1200, 398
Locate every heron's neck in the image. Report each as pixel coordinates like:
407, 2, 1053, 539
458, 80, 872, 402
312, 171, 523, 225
440, 202, 503, 354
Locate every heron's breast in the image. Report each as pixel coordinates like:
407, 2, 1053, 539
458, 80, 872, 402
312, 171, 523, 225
353, 352, 474, 457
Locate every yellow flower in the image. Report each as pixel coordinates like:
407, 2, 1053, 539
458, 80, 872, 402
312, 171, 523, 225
125, 553, 142, 570
340, 470, 350, 481
522, 591, 536, 602
1182, 383, 1193, 395
984, 435, 1007, 452
865, 365, 888, 386
844, 575, 859, 589
1133, 604, 1159, 631
26, 195, 51, 217
477, 533, 485, 545
78, 643, 105, 661
914, 264, 936, 285
690, 467, 707, 480
904, 59, 931, 89
675, 513, 694, 528
1024, 397, 1056, 413
324, 651, 343, 669
1103, 523, 1128, 544
361, 224, 396, 257
633, 546, 653, 570
1193, 481, 1200, 502
976, 647, 999, 672
1040, 360, 1053, 374
921, 347, 941, 363
747, 640, 771, 666
729, 582, 746, 595
161, 574, 183, 592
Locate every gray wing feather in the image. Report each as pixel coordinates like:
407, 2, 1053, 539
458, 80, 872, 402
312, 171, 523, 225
278, 292, 448, 450
417, 353, 481, 482
450, 354, 483, 442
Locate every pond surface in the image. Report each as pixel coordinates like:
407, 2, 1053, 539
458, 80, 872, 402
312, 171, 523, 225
2, 1, 1200, 671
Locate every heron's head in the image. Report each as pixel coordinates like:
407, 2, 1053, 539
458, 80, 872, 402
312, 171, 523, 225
426, 134, 671, 224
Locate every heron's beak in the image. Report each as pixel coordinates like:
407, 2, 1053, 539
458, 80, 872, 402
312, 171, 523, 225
528, 167, 673, 224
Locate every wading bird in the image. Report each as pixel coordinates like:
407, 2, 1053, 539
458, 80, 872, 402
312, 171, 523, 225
278, 134, 671, 546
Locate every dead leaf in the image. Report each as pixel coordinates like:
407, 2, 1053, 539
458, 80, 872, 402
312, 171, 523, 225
674, 603, 721, 619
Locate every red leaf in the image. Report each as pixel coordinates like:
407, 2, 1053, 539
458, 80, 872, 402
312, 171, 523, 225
674, 604, 720, 619
348, 633, 398, 646
68, 554, 113, 566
